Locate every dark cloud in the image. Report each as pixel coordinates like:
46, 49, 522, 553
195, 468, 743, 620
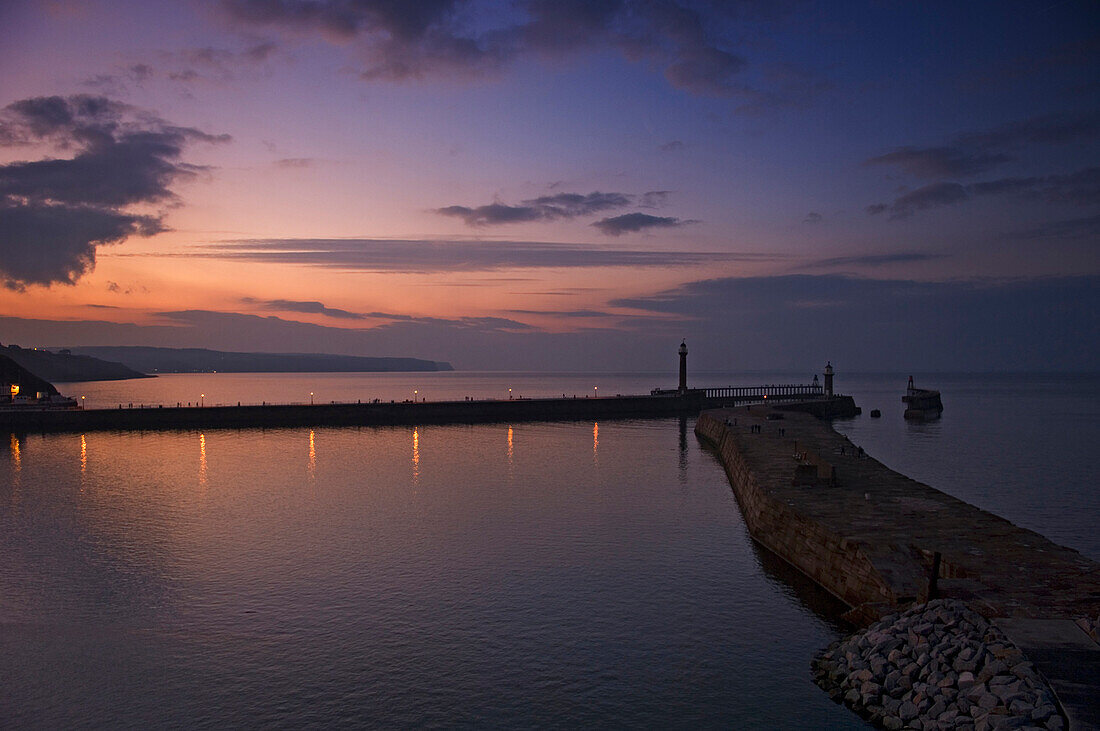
436, 203, 542, 226
865, 112, 1100, 181
435, 190, 634, 226
864, 147, 1011, 180
242, 297, 366, 319
522, 191, 633, 217
0, 95, 226, 288
958, 111, 1100, 150
274, 157, 314, 168
82, 43, 278, 91
1010, 213, 1100, 241
0, 203, 163, 288
640, 191, 671, 208
592, 212, 694, 235
192, 237, 740, 271
867, 167, 1100, 219
506, 309, 614, 318
805, 253, 941, 269
803, 211, 822, 224
867, 183, 969, 219
221, 0, 785, 98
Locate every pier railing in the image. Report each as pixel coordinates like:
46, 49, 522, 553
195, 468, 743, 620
704, 384, 823, 399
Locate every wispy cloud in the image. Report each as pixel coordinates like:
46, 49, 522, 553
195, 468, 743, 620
864, 111, 1100, 180
866, 167, 1100, 219
241, 297, 366, 319
192, 238, 737, 271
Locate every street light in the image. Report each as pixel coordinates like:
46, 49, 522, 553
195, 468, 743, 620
594, 386, 598, 397
509, 388, 512, 400
310, 391, 314, 405
414, 389, 418, 402
81, 395, 85, 409
200, 393, 205, 407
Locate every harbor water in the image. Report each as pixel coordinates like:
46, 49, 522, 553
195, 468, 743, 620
2, 371, 1096, 727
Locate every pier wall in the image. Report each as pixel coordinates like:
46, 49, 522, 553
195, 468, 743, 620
695, 411, 912, 618
2, 392, 709, 434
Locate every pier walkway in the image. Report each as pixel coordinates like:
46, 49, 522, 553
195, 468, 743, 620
0, 387, 856, 434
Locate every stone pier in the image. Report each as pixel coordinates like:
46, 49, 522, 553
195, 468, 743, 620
695, 406, 1099, 727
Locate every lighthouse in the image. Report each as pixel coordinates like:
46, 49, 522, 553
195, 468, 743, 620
678, 340, 688, 392
824, 361, 834, 397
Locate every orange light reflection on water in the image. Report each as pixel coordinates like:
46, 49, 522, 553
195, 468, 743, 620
308, 429, 316, 481
80, 434, 87, 486
412, 428, 420, 484
199, 433, 208, 488
593, 422, 599, 463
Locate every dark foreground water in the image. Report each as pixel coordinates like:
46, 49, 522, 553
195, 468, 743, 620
3, 371, 1096, 727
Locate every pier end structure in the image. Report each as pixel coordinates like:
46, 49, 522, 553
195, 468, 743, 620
695, 407, 1100, 626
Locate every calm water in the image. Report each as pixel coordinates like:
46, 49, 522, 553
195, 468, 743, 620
3, 371, 1096, 727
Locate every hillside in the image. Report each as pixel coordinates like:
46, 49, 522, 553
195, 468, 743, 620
2, 344, 150, 383
0, 353, 61, 395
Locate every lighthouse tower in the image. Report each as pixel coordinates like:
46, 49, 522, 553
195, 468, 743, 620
678, 340, 688, 392
824, 361, 834, 397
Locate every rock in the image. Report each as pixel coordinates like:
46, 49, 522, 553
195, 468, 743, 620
976, 692, 999, 710
883, 716, 903, 730
899, 701, 918, 721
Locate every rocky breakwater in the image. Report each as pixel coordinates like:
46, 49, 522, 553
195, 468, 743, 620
813, 599, 1065, 730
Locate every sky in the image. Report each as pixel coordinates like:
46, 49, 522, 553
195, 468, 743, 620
0, 0, 1097, 372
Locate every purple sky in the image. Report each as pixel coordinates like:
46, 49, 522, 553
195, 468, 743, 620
1, 0, 1097, 371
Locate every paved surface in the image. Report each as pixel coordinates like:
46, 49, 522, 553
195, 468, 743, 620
702, 406, 1100, 727
706, 406, 1100, 619
995, 619, 1100, 730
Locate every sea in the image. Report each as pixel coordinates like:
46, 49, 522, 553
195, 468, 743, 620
2, 371, 1097, 728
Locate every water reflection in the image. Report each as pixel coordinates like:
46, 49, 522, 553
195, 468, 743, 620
308, 429, 316, 481
199, 433, 208, 488
412, 427, 420, 484
592, 422, 599, 464
678, 416, 689, 478
507, 426, 514, 466
80, 434, 87, 488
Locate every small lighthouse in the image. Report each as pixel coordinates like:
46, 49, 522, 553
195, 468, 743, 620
823, 361, 834, 397
678, 340, 688, 392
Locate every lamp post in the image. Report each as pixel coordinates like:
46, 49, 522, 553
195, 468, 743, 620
594, 386, 598, 398
200, 393, 205, 407
81, 395, 85, 409
310, 392, 314, 405
509, 388, 512, 400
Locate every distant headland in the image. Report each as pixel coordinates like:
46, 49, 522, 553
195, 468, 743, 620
2, 344, 149, 383
56, 346, 453, 376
